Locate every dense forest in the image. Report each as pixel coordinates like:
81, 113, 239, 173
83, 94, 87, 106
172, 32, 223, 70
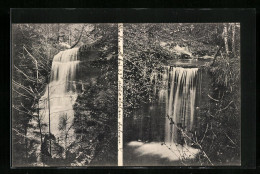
12, 23, 117, 166
12, 23, 241, 166
123, 23, 241, 165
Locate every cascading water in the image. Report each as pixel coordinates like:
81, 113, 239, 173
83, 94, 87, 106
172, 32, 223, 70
126, 66, 200, 164
150, 66, 198, 145
39, 47, 80, 158
161, 67, 198, 146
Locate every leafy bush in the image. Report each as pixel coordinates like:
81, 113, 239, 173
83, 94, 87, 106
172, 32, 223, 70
196, 56, 241, 165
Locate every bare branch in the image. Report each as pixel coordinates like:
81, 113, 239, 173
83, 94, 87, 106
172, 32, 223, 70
224, 132, 236, 146
218, 101, 233, 112
200, 123, 209, 144
207, 94, 219, 102
12, 88, 33, 99
12, 80, 35, 97
12, 128, 40, 143
14, 65, 37, 83
70, 25, 85, 49
12, 105, 33, 117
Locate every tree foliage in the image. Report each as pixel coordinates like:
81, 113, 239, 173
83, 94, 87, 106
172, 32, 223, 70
73, 24, 118, 165
197, 56, 241, 165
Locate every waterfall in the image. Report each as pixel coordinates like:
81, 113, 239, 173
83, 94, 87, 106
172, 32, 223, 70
126, 66, 200, 164
152, 66, 198, 146
39, 47, 80, 158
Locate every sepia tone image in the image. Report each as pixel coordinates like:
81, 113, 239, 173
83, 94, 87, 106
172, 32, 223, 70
11, 23, 118, 166
11, 22, 242, 167
123, 23, 241, 166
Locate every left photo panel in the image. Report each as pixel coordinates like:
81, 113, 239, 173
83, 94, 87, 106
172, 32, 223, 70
11, 23, 118, 167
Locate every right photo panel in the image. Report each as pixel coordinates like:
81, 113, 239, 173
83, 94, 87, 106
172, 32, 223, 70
123, 23, 241, 166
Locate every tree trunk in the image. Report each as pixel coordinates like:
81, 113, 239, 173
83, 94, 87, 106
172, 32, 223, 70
143, 62, 147, 77
46, 31, 52, 156
35, 60, 43, 145
232, 23, 236, 57
25, 127, 28, 160
37, 100, 43, 145
69, 29, 71, 46
70, 25, 85, 49
57, 24, 60, 42
48, 82, 51, 156
223, 24, 229, 54
211, 45, 221, 66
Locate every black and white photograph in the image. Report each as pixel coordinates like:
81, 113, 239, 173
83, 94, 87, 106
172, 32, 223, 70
9, 8, 256, 170
11, 23, 118, 166
123, 23, 241, 166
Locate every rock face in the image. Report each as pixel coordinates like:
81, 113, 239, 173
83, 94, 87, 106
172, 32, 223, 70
159, 42, 193, 59
172, 45, 192, 57
78, 44, 100, 62
159, 40, 217, 60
